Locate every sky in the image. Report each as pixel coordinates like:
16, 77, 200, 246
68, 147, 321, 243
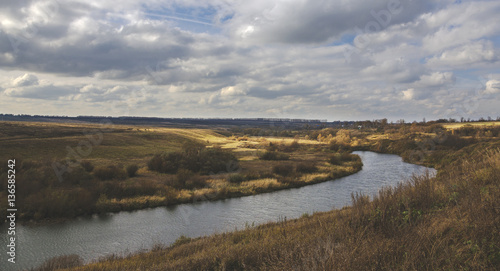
0, 0, 499, 122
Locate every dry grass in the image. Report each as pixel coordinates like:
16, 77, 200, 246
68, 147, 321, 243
442, 121, 500, 130
0, 121, 362, 222
66, 142, 500, 271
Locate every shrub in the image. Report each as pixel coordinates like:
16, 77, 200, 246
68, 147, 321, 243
260, 151, 289, 161
61, 166, 93, 186
185, 175, 207, 190
228, 173, 246, 184
198, 147, 239, 174
148, 147, 239, 175
438, 134, 476, 149
80, 160, 94, 172
126, 164, 139, 177
94, 165, 127, 181
273, 164, 294, 176
329, 142, 352, 152
340, 152, 358, 162
329, 154, 342, 165
296, 162, 318, 173
176, 169, 194, 188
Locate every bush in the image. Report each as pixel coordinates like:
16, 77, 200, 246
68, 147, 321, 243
61, 166, 93, 186
81, 160, 94, 172
329, 142, 352, 152
94, 165, 127, 181
148, 147, 239, 175
126, 164, 139, 177
329, 154, 342, 165
330, 153, 359, 165
296, 162, 318, 173
147, 153, 182, 174
176, 169, 194, 187
228, 173, 246, 183
439, 134, 476, 149
185, 175, 207, 190
340, 152, 358, 162
273, 164, 294, 176
260, 151, 289, 161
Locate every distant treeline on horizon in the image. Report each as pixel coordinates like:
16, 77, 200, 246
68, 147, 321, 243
0, 113, 499, 129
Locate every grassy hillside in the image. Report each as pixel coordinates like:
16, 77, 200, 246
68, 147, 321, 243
48, 128, 499, 270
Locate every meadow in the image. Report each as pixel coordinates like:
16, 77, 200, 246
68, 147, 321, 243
29, 121, 500, 270
0, 121, 361, 222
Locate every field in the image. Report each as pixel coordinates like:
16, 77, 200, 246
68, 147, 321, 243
3, 120, 499, 270
442, 121, 500, 130
0, 121, 362, 222
38, 122, 496, 271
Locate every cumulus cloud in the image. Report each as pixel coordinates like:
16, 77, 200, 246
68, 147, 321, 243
485, 80, 500, 94
228, 0, 438, 44
428, 40, 498, 67
415, 72, 456, 88
220, 86, 246, 96
12, 74, 39, 87
402, 88, 415, 100
5, 85, 74, 100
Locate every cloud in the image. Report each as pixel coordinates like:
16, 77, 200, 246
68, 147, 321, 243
402, 88, 415, 100
4, 85, 74, 100
12, 73, 39, 87
415, 72, 456, 88
228, 0, 438, 44
485, 80, 500, 94
220, 86, 246, 96
428, 40, 498, 67
0, 0, 499, 121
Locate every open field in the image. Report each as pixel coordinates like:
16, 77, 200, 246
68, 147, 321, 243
54, 126, 500, 271
442, 121, 500, 130
0, 121, 361, 222
3, 120, 499, 270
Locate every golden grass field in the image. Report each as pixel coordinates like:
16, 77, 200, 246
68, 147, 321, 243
442, 121, 500, 129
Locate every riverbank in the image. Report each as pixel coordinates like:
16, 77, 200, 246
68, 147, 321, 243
16, 151, 429, 270
0, 121, 363, 225
63, 138, 500, 270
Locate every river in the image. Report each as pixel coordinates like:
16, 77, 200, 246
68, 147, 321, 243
0, 151, 436, 270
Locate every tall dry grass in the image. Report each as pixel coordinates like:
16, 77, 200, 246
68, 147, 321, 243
66, 145, 500, 270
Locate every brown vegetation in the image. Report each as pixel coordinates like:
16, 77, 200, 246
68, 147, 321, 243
0, 121, 361, 223
65, 139, 500, 271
